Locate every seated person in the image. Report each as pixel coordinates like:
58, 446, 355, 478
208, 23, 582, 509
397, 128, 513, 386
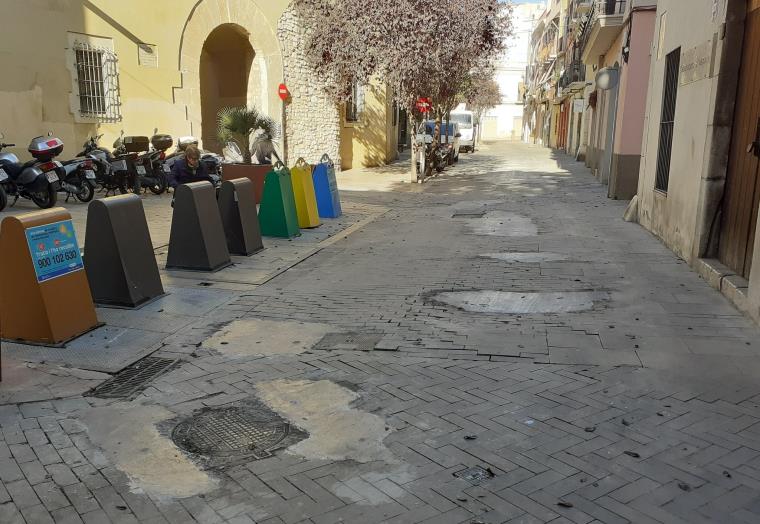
170, 145, 214, 186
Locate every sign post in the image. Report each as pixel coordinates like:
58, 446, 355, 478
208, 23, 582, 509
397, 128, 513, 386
279, 82, 290, 166
0, 208, 99, 345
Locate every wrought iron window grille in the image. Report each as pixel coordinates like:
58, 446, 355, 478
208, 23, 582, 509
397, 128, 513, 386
73, 41, 122, 122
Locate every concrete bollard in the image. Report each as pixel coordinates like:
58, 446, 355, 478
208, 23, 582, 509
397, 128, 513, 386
84, 194, 164, 308
218, 178, 264, 256
166, 182, 231, 271
0, 208, 99, 346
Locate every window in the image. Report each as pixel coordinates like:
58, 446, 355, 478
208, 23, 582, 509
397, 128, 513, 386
74, 42, 122, 122
345, 81, 364, 123
450, 113, 473, 128
655, 48, 680, 193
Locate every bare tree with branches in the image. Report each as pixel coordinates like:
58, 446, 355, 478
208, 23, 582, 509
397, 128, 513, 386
293, 0, 512, 180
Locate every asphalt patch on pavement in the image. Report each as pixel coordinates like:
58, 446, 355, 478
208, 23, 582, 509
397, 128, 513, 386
464, 211, 538, 237
255, 379, 394, 463
202, 318, 333, 357
79, 404, 218, 498
427, 290, 608, 314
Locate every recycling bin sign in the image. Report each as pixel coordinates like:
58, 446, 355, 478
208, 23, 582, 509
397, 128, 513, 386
25, 219, 84, 283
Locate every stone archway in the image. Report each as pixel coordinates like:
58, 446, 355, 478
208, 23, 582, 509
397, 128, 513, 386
200, 24, 254, 153
174, 0, 284, 149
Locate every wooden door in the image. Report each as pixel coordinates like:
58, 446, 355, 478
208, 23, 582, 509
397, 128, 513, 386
719, 2, 760, 278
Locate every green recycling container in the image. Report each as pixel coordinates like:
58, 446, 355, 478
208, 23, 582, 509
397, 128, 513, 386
258, 164, 300, 238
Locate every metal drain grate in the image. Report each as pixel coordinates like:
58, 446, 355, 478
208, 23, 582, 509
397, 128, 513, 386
314, 332, 383, 352
172, 405, 300, 461
87, 357, 180, 398
454, 466, 495, 485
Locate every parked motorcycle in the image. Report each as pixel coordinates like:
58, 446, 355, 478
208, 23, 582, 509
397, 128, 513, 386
148, 130, 173, 192
77, 134, 131, 195
113, 133, 166, 195
58, 155, 96, 203
0, 134, 62, 209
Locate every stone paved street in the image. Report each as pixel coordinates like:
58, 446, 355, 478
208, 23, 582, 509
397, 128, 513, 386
4, 142, 760, 523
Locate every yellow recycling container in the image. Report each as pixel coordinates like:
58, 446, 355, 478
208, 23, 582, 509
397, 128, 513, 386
290, 157, 321, 228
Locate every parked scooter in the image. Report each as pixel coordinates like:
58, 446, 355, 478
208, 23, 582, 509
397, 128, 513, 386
77, 134, 131, 195
0, 133, 62, 209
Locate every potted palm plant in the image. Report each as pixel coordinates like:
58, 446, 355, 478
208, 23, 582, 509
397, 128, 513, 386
218, 106, 281, 202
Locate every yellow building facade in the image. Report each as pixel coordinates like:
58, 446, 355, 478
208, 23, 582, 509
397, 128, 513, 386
0, 0, 396, 169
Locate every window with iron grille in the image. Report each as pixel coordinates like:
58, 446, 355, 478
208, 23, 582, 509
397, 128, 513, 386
74, 42, 122, 122
345, 81, 364, 123
654, 48, 680, 193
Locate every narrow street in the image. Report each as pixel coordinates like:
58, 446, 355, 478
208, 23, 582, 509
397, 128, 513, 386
3, 142, 760, 524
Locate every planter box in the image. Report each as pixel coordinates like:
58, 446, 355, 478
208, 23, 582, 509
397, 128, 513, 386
222, 163, 271, 203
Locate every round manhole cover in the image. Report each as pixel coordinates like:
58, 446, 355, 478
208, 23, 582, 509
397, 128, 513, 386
172, 406, 291, 460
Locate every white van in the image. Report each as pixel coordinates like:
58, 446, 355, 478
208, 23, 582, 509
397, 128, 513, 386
450, 111, 475, 152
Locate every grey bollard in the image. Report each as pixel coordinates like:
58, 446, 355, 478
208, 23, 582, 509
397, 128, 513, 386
218, 178, 264, 256
166, 182, 231, 271
84, 194, 165, 308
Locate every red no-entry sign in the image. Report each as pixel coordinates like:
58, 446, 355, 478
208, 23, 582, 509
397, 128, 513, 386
416, 97, 431, 113
278, 83, 289, 101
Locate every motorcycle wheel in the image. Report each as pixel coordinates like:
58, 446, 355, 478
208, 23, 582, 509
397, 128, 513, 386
31, 184, 58, 209
148, 174, 167, 195
75, 181, 95, 203
0, 185, 7, 211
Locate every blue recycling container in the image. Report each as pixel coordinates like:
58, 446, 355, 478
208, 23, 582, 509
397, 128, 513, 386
311, 154, 342, 219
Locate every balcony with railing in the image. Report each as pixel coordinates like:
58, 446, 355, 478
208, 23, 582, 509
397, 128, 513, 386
559, 61, 587, 90
579, 0, 627, 63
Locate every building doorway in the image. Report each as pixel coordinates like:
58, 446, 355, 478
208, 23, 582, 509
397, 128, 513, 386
200, 24, 254, 154
718, 1, 760, 278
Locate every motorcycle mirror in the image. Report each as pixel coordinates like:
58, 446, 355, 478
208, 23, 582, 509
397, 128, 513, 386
47, 131, 53, 137
153, 127, 158, 135
0, 132, 4, 140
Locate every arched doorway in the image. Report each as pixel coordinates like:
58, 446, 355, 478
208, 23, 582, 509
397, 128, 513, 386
199, 24, 254, 153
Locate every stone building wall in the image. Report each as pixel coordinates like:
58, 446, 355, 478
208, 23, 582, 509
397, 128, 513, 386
277, 6, 341, 169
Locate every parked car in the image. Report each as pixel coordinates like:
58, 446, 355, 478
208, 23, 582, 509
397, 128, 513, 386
450, 110, 475, 152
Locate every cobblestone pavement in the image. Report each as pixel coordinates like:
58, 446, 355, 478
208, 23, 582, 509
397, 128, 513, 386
3, 142, 760, 523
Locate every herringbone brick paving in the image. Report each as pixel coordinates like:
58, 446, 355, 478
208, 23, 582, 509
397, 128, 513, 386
5, 353, 760, 523
3, 142, 760, 523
